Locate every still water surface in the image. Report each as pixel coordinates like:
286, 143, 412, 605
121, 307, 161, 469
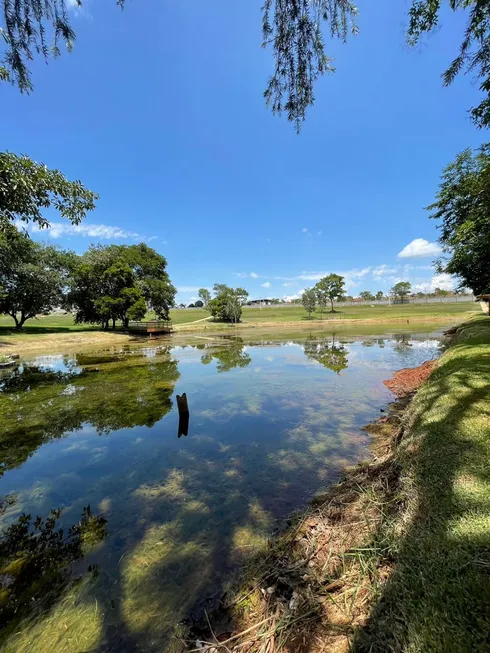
0, 331, 442, 651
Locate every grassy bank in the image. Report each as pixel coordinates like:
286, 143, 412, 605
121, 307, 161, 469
196, 316, 490, 652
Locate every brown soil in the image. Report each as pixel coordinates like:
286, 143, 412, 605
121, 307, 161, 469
0, 331, 131, 355
383, 360, 436, 397
187, 360, 437, 653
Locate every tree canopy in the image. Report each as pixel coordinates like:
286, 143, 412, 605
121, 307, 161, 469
0, 229, 73, 329
0, 153, 97, 232
315, 274, 345, 312
2, 0, 489, 129
69, 243, 176, 328
359, 290, 375, 301
208, 284, 248, 322
198, 288, 211, 306
391, 281, 412, 300
428, 144, 490, 295
301, 288, 317, 318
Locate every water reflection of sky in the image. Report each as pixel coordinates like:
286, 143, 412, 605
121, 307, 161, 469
0, 332, 442, 652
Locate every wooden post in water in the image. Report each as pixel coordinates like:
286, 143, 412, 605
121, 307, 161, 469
176, 393, 190, 437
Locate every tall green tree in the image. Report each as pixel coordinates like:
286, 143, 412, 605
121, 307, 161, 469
359, 291, 375, 301
198, 288, 211, 306
208, 284, 248, 322
69, 243, 175, 329
315, 285, 328, 318
391, 281, 412, 301
301, 288, 317, 319
428, 144, 490, 295
0, 229, 73, 329
375, 290, 384, 300
315, 274, 345, 312
3, 0, 490, 129
0, 153, 97, 232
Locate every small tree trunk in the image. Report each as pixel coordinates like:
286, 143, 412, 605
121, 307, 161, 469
112, 318, 116, 330
330, 298, 334, 312
9, 313, 20, 329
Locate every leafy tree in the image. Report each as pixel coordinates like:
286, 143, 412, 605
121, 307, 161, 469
69, 243, 175, 328
315, 274, 345, 312
407, 1, 490, 129
0, 153, 97, 232
0, 229, 73, 329
428, 144, 490, 295
434, 287, 449, 297
94, 262, 147, 329
375, 291, 384, 300
198, 288, 211, 306
315, 285, 328, 317
3, 0, 490, 129
359, 291, 375, 301
208, 284, 248, 322
391, 281, 412, 301
194, 300, 204, 308
301, 288, 317, 318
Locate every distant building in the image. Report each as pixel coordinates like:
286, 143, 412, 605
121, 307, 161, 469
247, 299, 273, 306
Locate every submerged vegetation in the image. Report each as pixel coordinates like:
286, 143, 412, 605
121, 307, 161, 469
0, 504, 107, 647
0, 348, 179, 474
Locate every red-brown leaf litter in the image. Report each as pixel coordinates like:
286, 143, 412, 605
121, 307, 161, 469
383, 360, 436, 397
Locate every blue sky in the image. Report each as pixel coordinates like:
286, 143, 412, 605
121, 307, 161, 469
4, 0, 484, 302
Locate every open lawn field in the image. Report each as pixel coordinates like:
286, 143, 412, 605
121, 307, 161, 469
238, 301, 477, 323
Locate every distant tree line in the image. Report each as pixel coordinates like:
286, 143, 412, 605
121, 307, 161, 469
0, 229, 176, 330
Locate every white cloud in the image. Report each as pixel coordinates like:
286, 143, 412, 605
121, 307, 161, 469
282, 282, 297, 287
372, 264, 398, 277
250, 272, 259, 278
261, 281, 271, 288
283, 289, 305, 302
234, 272, 260, 279
178, 286, 201, 293
301, 227, 309, 233
297, 267, 372, 290
398, 238, 442, 259
16, 220, 148, 241
412, 273, 456, 292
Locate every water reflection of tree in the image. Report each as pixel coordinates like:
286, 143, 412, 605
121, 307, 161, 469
0, 503, 107, 645
199, 338, 252, 372
393, 333, 413, 354
0, 349, 180, 475
303, 336, 349, 374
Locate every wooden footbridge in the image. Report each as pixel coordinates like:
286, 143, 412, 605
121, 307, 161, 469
127, 320, 173, 335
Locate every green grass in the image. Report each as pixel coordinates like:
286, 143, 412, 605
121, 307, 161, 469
167, 308, 209, 324
239, 301, 477, 323
352, 315, 490, 652
0, 313, 97, 334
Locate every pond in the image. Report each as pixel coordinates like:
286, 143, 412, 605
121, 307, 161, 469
0, 330, 443, 652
